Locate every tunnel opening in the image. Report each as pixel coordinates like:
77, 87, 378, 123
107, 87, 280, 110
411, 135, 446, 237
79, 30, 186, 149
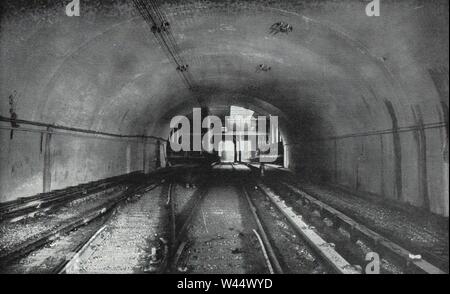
165, 104, 285, 166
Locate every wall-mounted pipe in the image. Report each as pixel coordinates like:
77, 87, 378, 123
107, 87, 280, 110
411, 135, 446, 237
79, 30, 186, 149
0, 116, 168, 142
285, 121, 448, 145
0, 125, 145, 143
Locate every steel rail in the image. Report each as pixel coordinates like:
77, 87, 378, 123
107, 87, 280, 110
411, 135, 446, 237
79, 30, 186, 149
0, 176, 134, 222
243, 162, 446, 274
0, 174, 125, 210
174, 187, 208, 245
0, 181, 162, 269
241, 183, 284, 274
230, 163, 284, 274
253, 229, 275, 274
235, 163, 358, 274
58, 181, 165, 274
255, 182, 361, 274
165, 185, 209, 272
281, 181, 447, 274
57, 225, 107, 274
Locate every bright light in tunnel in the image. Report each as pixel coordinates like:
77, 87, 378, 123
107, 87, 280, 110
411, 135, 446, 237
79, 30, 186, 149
226, 106, 256, 134
218, 140, 235, 162
229, 106, 254, 118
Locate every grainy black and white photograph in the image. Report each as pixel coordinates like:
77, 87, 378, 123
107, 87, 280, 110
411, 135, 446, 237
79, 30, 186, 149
0, 0, 448, 279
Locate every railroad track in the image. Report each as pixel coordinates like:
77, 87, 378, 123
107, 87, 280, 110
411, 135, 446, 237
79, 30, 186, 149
234, 164, 361, 274
239, 181, 283, 274
242, 162, 447, 274
156, 164, 358, 274
0, 172, 142, 222
302, 183, 450, 272
168, 182, 277, 274
152, 165, 273, 274
156, 182, 209, 273
0, 167, 182, 223
4, 163, 443, 274
58, 180, 164, 274
276, 180, 446, 274
0, 179, 163, 273
48, 165, 202, 273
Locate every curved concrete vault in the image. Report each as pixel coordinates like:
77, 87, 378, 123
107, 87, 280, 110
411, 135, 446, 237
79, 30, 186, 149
0, 0, 448, 215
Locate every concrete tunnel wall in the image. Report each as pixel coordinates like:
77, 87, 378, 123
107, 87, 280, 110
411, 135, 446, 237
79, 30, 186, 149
0, 130, 150, 202
0, 0, 448, 216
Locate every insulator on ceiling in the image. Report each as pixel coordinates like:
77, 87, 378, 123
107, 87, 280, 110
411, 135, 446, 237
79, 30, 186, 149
177, 65, 189, 72
256, 64, 271, 72
269, 21, 293, 35
151, 21, 170, 33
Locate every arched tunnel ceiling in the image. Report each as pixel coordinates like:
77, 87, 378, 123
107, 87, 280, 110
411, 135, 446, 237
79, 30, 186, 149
0, 0, 448, 142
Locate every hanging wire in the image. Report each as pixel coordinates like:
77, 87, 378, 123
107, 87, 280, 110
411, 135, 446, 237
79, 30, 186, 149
132, 0, 197, 91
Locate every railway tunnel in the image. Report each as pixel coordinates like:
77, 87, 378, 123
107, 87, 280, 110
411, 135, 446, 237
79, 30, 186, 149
0, 0, 448, 275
